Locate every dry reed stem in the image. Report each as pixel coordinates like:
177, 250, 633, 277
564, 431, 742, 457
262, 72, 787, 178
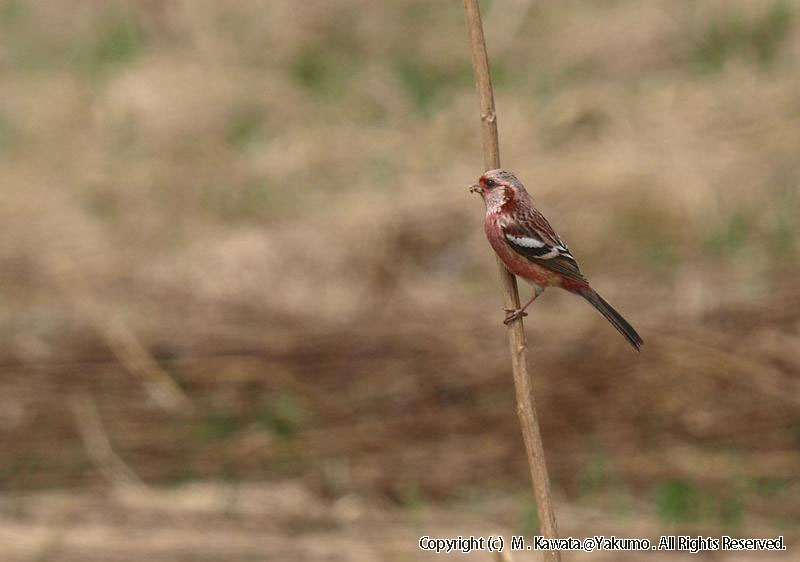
70, 393, 201, 532
70, 393, 147, 491
462, 1, 561, 560
53, 257, 190, 413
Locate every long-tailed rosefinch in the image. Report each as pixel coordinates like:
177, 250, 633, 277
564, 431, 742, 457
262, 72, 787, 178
470, 169, 643, 351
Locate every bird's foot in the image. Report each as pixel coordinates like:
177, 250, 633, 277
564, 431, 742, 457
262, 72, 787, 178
503, 307, 528, 325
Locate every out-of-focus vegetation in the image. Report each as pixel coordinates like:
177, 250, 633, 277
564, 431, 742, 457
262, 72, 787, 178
1, 0, 799, 559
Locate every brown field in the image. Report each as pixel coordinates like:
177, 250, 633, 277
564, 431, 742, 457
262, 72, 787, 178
1, 0, 799, 560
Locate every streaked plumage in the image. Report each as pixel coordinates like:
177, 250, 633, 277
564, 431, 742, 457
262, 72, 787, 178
470, 169, 643, 351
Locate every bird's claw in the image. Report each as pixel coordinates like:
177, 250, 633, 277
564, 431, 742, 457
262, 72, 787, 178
503, 308, 528, 325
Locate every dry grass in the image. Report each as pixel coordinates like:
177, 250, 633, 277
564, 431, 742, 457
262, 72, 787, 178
1, 0, 800, 558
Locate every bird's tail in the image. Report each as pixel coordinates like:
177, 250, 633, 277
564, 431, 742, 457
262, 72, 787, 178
574, 287, 643, 351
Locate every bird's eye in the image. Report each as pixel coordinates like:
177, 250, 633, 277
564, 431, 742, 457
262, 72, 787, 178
484, 179, 497, 188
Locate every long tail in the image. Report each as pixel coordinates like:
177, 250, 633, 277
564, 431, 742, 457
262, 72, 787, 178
574, 287, 643, 351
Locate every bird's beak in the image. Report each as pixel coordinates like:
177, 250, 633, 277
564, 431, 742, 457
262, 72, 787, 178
469, 182, 483, 194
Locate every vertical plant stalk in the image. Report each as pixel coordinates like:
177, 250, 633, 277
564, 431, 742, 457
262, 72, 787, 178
462, 2, 561, 560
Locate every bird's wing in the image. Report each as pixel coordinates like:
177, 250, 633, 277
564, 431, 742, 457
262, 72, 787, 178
501, 214, 587, 284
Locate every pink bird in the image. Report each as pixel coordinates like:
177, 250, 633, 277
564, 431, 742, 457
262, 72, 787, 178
470, 169, 642, 351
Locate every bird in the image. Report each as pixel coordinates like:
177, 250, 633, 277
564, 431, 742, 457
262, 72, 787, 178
469, 168, 642, 351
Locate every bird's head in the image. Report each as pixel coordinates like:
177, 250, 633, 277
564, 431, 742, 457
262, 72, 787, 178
469, 168, 527, 211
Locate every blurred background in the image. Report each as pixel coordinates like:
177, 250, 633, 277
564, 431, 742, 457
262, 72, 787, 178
1, 0, 799, 560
